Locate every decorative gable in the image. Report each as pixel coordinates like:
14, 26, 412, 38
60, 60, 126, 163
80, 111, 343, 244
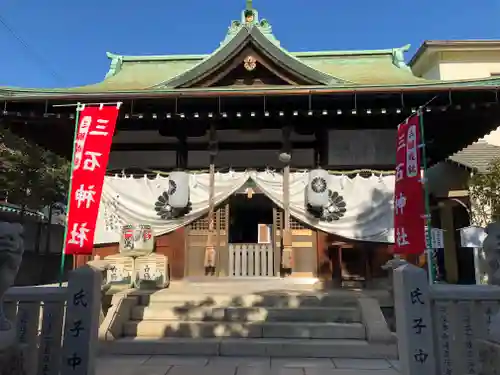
184, 44, 308, 88
157, 26, 345, 89
154, 4, 347, 89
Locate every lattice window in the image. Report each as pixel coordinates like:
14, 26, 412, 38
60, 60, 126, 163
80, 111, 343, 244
188, 214, 209, 230
290, 217, 306, 230
219, 205, 228, 231
274, 210, 283, 230
188, 205, 228, 231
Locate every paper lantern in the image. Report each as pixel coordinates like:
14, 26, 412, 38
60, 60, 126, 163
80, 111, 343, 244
168, 171, 190, 209
306, 169, 330, 209
119, 224, 155, 257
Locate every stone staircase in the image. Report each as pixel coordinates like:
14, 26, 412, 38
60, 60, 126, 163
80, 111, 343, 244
100, 280, 397, 358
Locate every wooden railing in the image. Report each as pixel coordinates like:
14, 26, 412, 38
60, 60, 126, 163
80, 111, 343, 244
393, 263, 500, 375
229, 244, 275, 277
3, 265, 102, 375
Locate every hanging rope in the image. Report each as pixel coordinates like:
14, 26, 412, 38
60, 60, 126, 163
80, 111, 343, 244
106, 167, 395, 178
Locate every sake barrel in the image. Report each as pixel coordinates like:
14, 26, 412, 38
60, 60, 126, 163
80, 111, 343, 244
118, 224, 155, 257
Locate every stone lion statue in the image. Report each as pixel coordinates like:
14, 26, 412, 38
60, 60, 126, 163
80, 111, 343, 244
481, 222, 500, 286
0, 222, 24, 343
0, 222, 25, 375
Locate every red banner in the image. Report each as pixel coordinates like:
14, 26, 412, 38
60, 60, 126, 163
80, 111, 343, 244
64, 105, 120, 255
394, 114, 426, 255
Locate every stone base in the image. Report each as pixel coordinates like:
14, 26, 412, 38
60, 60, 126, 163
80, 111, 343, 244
0, 345, 25, 375
478, 339, 500, 375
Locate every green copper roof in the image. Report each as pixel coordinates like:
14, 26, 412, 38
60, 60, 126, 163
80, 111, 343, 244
1, 4, 500, 97
159, 25, 346, 88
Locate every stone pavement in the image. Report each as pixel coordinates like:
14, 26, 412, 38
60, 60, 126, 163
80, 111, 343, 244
96, 355, 401, 375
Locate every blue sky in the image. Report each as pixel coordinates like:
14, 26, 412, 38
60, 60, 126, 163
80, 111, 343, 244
0, 0, 499, 88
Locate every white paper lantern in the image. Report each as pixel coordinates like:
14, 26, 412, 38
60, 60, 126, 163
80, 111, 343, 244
306, 169, 330, 209
168, 171, 189, 209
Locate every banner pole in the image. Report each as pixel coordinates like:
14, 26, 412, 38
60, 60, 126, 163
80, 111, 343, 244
58, 103, 82, 287
418, 110, 436, 284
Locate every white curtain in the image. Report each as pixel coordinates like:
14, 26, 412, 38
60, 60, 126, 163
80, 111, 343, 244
250, 171, 395, 243
95, 172, 249, 244
95, 170, 395, 245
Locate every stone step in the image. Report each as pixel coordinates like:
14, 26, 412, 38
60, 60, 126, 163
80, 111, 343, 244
123, 320, 366, 339
136, 292, 359, 307
100, 337, 398, 359
131, 305, 361, 323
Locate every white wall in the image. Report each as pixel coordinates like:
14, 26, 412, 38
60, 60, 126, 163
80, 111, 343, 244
420, 63, 441, 80
414, 49, 500, 145
416, 50, 500, 81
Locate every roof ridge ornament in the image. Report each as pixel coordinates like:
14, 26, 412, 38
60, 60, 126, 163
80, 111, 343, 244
392, 44, 412, 71
222, 2, 279, 46
104, 54, 123, 79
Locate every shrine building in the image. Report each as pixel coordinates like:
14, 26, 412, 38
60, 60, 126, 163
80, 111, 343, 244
1, 3, 500, 286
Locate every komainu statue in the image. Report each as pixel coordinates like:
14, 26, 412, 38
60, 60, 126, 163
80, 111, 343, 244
482, 222, 500, 345
0, 222, 25, 375
481, 222, 500, 286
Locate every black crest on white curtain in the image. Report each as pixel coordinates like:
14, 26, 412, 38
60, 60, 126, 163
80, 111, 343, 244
307, 189, 347, 222
154, 184, 192, 220
322, 190, 347, 221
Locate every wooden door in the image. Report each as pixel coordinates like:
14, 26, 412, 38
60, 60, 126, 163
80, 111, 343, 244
185, 203, 229, 277
273, 207, 317, 277
290, 217, 317, 277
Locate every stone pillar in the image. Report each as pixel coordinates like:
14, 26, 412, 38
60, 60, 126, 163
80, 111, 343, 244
60, 265, 102, 375
381, 255, 407, 297
439, 201, 458, 283
478, 311, 500, 375
393, 263, 437, 375
0, 346, 25, 375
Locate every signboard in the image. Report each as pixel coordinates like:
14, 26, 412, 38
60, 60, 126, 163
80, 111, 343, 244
459, 226, 487, 248
327, 129, 396, 166
393, 264, 437, 375
425, 227, 445, 249
394, 115, 426, 255
64, 105, 120, 255
258, 224, 271, 244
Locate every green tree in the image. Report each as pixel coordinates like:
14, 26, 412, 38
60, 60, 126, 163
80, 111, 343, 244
468, 157, 500, 226
0, 127, 70, 211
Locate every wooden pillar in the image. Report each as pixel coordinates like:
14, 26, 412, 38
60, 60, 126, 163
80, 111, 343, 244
314, 127, 328, 278
439, 200, 459, 283
315, 127, 329, 167
281, 125, 293, 274
204, 123, 217, 275
176, 131, 188, 168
